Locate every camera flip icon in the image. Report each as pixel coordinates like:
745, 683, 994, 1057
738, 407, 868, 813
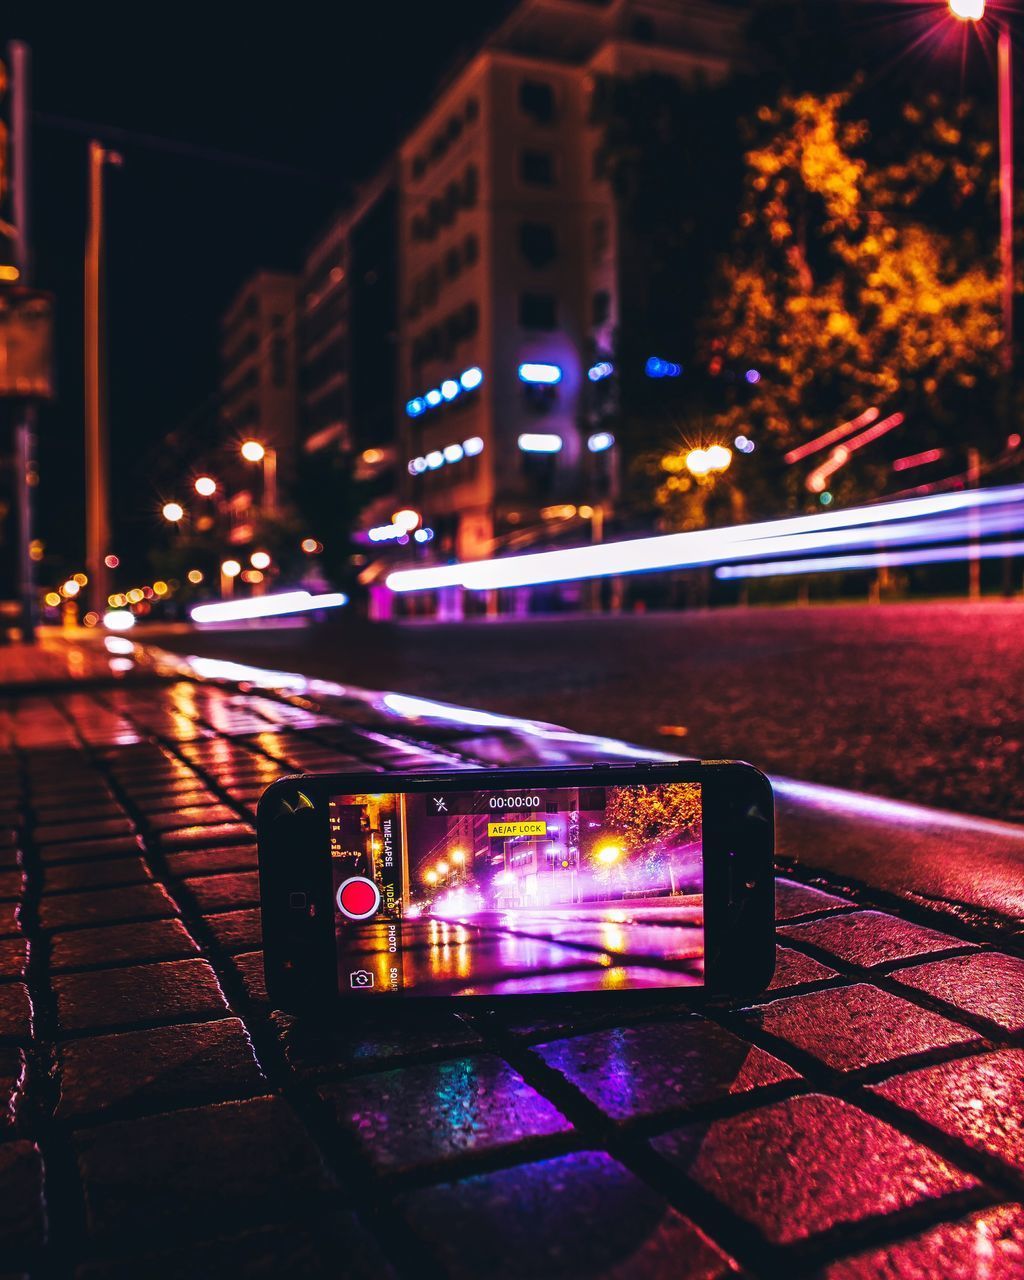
349, 969, 375, 989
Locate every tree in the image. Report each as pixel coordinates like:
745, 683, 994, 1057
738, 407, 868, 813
652, 81, 1002, 522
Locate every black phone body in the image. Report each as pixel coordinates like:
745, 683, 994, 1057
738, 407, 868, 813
257, 761, 775, 1010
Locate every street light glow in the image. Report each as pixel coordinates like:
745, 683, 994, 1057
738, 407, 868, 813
162, 502, 184, 523
949, 0, 985, 20
250, 551, 271, 570
221, 559, 242, 578
597, 844, 623, 865
194, 476, 217, 497
240, 440, 266, 463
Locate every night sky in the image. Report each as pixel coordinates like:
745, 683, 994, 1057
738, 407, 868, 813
2, 0, 1014, 578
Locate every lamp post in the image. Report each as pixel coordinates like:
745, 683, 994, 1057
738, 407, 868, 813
240, 439, 278, 516
84, 140, 123, 618
947, 1, 1013, 599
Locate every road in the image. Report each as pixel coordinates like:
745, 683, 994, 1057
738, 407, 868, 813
154, 601, 1024, 823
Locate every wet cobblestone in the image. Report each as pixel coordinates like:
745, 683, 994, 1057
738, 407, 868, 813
0, 643, 1019, 1277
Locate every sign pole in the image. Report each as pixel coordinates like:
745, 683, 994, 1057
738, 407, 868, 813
9, 41, 36, 640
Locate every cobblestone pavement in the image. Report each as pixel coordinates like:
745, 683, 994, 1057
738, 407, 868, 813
1, 642, 1023, 1277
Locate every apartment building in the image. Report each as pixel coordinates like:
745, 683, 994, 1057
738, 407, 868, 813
220, 269, 299, 495
397, 0, 746, 564
299, 166, 398, 531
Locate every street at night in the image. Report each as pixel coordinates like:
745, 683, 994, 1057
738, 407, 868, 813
3, 0, 1024, 1276
158, 600, 1024, 822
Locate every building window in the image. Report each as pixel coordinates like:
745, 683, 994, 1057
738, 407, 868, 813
520, 150, 555, 187
592, 290, 611, 326
519, 293, 557, 330
519, 222, 558, 269
519, 80, 556, 125
463, 164, 479, 207
444, 246, 461, 280
463, 233, 479, 266
412, 155, 425, 179
592, 216, 610, 263
631, 15, 655, 40
465, 96, 479, 123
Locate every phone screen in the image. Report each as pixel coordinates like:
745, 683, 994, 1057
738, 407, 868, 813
328, 781, 703, 997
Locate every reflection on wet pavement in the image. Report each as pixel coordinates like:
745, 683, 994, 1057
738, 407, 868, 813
337, 902, 704, 996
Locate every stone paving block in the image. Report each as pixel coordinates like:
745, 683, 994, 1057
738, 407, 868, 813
159, 823, 254, 851
53, 958, 228, 1034
745, 983, 979, 1073
144, 805, 240, 833
0, 1048, 26, 1128
43, 856, 151, 895
774, 878, 852, 921
0, 939, 28, 981
0, 870, 24, 901
58, 1017, 265, 1120
780, 910, 974, 969
823, 1201, 1024, 1279
33, 817, 134, 846
0, 904, 19, 940
37, 836, 142, 864
182, 871, 260, 913
766, 945, 838, 992
320, 1053, 572, 1175
0, 985, 32, 1040
164, 845, 257, 878
273, 1008, 485, 1078
74, 1213, 395, 1280
75, 1096, 338, 1246
535, 1018, 799, 1123
50, 919, 199, 972
229, 951, 270, 1006
888, 951, 1024, 1034
400, 1149, 736, 1279
204, 908, 262, 953
652, 1094, 976, 1246
871, 1049, 1024, 1176
38, 883, 177, 932
0, 1140, 46, 1254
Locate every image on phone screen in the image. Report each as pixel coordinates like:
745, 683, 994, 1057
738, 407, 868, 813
328, 782, 703, 996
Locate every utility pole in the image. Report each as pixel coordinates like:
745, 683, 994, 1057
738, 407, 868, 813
84, 141, 121, 617
9, 41, 36, 640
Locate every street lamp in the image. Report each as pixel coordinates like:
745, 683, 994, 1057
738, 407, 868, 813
220, 557, 241, 599
240, 440, 278, 515
949, 0, 985, 19
194, 476, 217, 497
944, 0, 1013, 599
161, 502, 184, 523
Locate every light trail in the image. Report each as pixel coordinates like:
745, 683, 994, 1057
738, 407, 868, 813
783, 407, 881, 464
191, 590, 347, 624
386, 484, 1024, 593
715, 537, 1024, 580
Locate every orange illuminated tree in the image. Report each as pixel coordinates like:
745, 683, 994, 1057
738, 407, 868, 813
654, 83, 1004, 520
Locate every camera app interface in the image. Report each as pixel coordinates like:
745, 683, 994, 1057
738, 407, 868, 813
329, 782, 703, 997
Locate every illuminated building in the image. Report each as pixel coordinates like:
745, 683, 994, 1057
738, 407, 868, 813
299, 165, 399, 539
220, 270, 299, 538
397, 0, 745, 570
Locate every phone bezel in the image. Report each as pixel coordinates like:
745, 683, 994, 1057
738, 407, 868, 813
257, 760, 775, 1011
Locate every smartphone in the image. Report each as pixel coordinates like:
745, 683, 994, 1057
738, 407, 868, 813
257, 761, 775, 1009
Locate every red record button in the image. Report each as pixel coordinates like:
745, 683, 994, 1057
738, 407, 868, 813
336, 876, 381, 921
